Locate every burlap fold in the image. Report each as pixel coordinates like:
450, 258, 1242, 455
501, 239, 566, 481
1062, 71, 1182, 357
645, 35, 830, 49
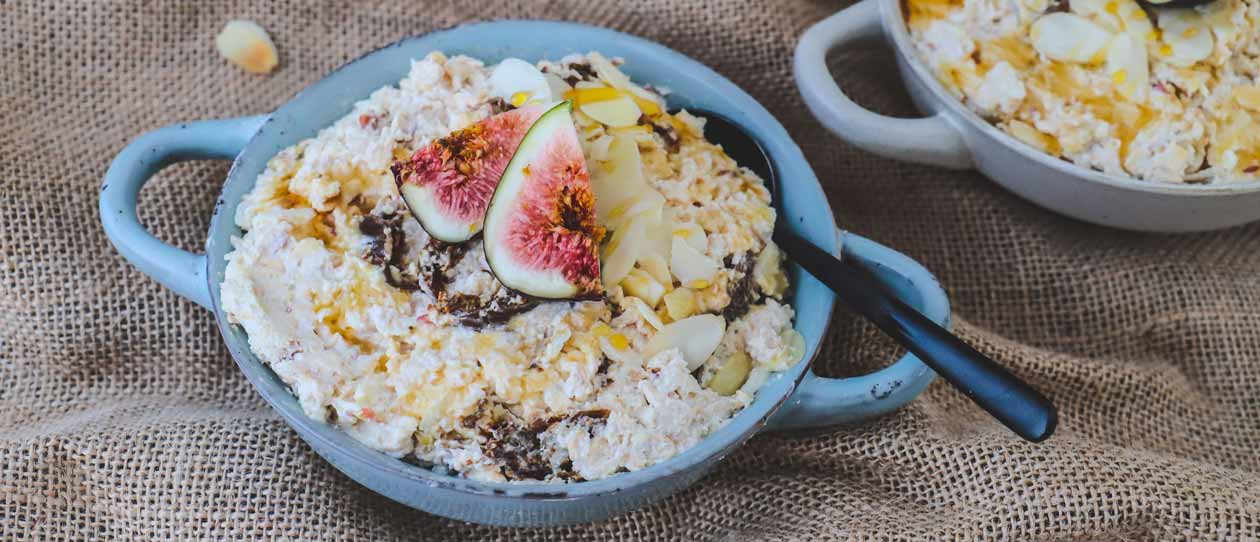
2, 1, 1258, 540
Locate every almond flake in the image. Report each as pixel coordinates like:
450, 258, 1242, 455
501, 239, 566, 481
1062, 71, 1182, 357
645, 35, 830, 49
1031, 13, 1113, 64
579, 95, 643, 128
1157, 10, 1214, 67
1233, 85, 1260, 111
642, 314, 725, 370
1106, 32, 1149, 102
215, 20, 278, 74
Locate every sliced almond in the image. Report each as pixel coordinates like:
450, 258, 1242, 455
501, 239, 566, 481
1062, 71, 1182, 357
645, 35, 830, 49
707, 352, 752, 396
1021, 0, 1051, 15
1071, 0, 1152, 38
596, 325, 637, 364
643, 214, 674, 263
662, 287, 697, 320
769, 329, 807, 370
642, 314, 726, 370
601, 214, 648, 286
579, 95, 643, 128
543, 72, 572, 98
1070, 0, 1121, 32
605, 189, 665, 232
587, 134, 614, 162
625, 295, 665, 330
1233, 85, 1260, 111
1158, 10, 1214, 67
490, 57, 551, 106
215, 20, 278, 74
1005, 120, 1055, 153
671, 222, 708, 253
624, 86, 664, 116
1203, 0, 1239, 46
621, 268, 667, 308
587, 52, 633, 90
1106, 32, 1149, 102
1030, 13, 1112, 64
638, 252, 673, 286
670, 236, 718, 286
1115, 0, 1154, 39
592, 136, 649, 224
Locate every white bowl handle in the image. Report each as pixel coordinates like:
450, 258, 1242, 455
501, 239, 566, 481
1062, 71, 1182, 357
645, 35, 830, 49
794, 0, 972, 169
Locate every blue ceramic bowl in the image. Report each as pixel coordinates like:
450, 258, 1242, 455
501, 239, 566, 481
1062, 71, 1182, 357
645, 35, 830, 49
100, 20, 948, 526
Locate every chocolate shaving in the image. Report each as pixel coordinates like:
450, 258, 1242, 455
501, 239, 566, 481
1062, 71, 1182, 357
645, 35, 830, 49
358, 214, 393, 265
487, 96, 515, 115
480, 415, 557, 481
568, 62, 596, 81
363, 214, 536, 329
723, 252, 759, 321
358, 213, 422, 291
651, 119, 681, 154
446, 291, 538, 329
476, 408, 610, 481
384, 265, 421, 291
562, 61, 598, 86
419, 237, 469, 296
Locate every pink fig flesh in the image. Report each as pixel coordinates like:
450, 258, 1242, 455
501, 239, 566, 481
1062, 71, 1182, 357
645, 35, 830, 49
506, 145, 602, 293
483, 101, 604, 299
391, 104, 544, 242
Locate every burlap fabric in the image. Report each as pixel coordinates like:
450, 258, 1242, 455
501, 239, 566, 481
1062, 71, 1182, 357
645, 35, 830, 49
3, 0, 1259, 539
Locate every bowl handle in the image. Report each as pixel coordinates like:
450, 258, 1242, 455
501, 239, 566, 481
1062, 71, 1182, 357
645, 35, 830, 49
100, 115, 267, 310
794, 0, 972, 169
766, 230, 948, 431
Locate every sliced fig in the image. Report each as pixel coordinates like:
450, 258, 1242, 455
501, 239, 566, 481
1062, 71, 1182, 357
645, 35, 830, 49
391, 105, 545, 243
482, 101, 604, 299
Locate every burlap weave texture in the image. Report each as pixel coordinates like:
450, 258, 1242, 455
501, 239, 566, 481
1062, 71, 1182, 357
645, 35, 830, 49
2, 0, 1259, 540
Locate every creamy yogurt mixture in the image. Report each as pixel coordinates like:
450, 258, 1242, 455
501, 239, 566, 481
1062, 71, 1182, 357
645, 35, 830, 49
221, 52, 802, 482
906, 0, 1260, 183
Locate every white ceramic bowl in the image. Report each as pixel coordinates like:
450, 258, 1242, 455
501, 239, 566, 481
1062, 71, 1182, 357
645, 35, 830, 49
794, 0, 1260, 233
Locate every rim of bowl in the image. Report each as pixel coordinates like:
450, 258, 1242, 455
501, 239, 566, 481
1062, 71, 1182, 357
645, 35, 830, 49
208, 19, 837, 501
881, 0, 1260, 197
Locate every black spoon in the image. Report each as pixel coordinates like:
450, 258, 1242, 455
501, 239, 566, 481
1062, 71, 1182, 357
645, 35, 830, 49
685, 109, 1057, 442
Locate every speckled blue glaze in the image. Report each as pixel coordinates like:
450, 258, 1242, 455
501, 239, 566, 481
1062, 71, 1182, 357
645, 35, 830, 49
100, 20, 948, 526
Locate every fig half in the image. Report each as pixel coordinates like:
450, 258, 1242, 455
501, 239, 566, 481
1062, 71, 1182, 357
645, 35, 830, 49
482, 101, 603, 299
391, 105, 545, 243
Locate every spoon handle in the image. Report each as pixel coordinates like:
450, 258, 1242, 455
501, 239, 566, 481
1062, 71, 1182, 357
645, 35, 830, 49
774, 229, 1057, 442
